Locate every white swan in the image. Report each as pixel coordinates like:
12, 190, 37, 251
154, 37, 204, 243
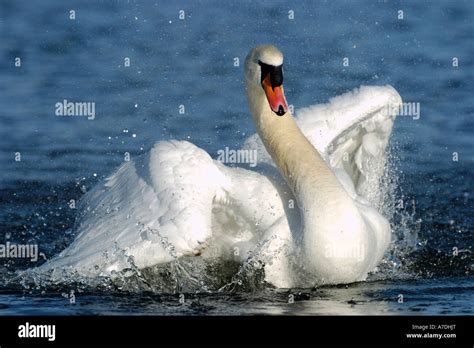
38, 45, 401, 288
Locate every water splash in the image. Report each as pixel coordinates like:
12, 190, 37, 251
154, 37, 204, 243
2, 140, 470, 295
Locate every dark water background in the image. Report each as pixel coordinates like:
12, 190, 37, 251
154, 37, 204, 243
0, 0, 472, 315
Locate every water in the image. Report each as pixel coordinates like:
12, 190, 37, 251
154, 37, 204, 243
0, 0, 472, 315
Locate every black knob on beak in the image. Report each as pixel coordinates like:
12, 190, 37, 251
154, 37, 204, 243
276, 105, 286, 116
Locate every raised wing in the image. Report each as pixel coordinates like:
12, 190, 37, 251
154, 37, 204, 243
40, 140, 227, 276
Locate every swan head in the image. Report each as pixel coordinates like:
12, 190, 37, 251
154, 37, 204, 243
245, 45, 288, 116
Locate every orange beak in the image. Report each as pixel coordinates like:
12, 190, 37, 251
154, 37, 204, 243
262, 74, 288, 116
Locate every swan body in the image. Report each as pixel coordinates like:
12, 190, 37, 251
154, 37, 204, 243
37, 46, 401, 288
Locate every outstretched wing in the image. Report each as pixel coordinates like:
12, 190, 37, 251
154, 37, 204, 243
40, 140, 228, 275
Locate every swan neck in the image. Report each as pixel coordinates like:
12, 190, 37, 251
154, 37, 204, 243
245, 67, 375, 284
246, 82, 364, 265
246, 83, 344, 202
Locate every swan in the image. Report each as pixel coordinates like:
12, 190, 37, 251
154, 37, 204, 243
36, 45, 401, 288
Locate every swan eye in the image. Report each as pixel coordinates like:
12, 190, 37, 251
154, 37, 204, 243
258, 60, 283, 88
